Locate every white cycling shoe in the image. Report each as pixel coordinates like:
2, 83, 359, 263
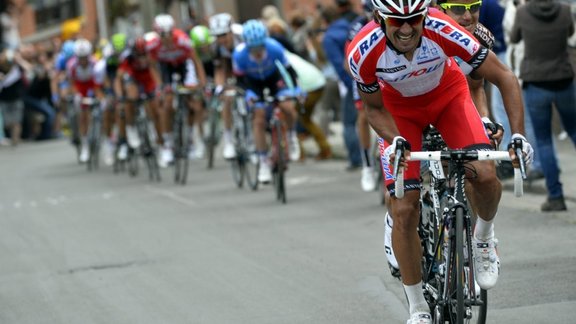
258, 162, 272, 183
158, 146, 173, 168
288, 132, 301, 162
361, 166, 377, 192
222, 139, 237, 159
126, 126, 141, 149
384, 212, 400, 277
407, 311, 432, 324
79, 144, 90, 163
472, 236, 500, 290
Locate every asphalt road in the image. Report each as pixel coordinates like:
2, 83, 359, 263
0, 139, 574, 324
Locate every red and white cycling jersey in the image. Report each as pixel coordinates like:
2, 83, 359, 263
147, 29, 193, 65
66, 56, 106, 97
347, 8, 488, 98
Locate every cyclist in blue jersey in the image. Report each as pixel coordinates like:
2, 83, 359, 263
52, 40, 76, 138
232, 19, 302, 183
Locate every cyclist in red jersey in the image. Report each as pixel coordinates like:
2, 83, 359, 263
114, 37, 162, 160
382, 0, 505, 276
147, 14, 207, 166
346, 1, 533, 323
67, 38, 107, 163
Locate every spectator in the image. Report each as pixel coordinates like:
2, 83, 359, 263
307, 15, 341, 137
321, 4, 361, 170
0, 0, 19, 50
290, 13, 311, 60
285, 51, 332, 160
23, 46, 56, 140
0, 48, 25, 146
335, 0, 359, 22
266, 17, 297, 54
510, 0, 576, 211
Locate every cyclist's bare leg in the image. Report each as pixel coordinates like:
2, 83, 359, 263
222, 95, 233, 131
159, 92, 173, 146
279, 100, 297, 130
79, 107, 89, 137
253, 109, 267, 152
116, 101, 126, 140
146, 97, 162, 143
125, 83, 139, 125
390, 190, 423, 285
466, 160, 502, 226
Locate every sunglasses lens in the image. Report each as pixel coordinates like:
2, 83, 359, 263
386, 14, 425, 27
449, 6, 467, 15
469, 4, 481, 13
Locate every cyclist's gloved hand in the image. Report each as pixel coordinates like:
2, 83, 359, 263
214, 85, 224, 97
482, 116, 503, 148
508, 133, 534, 166
291, 86, 304, 97
384, 136, 411, 166
244, 90, 259, 105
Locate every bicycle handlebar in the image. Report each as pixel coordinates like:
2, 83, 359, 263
395, 150, 524, 198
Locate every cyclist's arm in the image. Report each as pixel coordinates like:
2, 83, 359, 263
189, 49, 206, 88
468, 77, 489, 118
473, 50, 525, 135
149, 59, 162, 88
113, 70, 125, 98
357, 86, 400, 144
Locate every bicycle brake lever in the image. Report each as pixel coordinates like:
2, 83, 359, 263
513, 138, 527, 179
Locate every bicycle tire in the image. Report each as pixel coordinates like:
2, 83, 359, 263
139, 118, 161, 182
273, 120, 286, 204
206, 98, 220, 169
128, 147, 138, 177
455, 206, 465, 323
173, 111, 189, 185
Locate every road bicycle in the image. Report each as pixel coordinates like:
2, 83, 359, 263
229, 88, 259, 190
126, 95, 161, 182
261, 89, 292, 204
82, 97, 102, 172
171, 78, 198, 185
394, 136, 526, 323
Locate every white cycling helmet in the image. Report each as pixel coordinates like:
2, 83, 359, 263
153, 14, 175, 33
371, 0, 430, 16
74, 38, 93, 57
209, 13, 233, 36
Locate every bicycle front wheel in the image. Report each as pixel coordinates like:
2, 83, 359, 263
272, 120, 286, 204
205, 98, 220, 169
173, 109, 190, 185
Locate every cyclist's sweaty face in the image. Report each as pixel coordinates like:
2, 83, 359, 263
439, 0, 481, 34
378, 11, 426, 56
216, 32, 232, 49
249, 46, 266, 61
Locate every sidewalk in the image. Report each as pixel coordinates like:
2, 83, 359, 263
301, 123, 575, 215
